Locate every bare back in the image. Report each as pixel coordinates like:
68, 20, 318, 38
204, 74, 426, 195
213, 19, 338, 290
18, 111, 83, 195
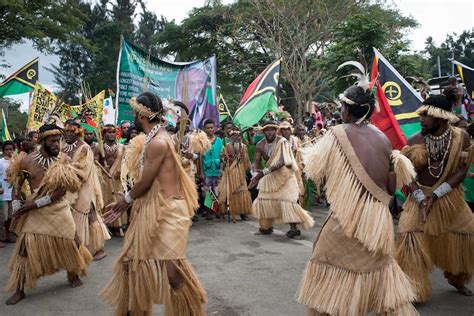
343, 124, 392, 192
145, 131, 182, 198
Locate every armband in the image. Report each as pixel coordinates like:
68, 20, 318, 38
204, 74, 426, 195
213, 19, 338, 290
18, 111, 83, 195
433, 182, 452, 199
262, 168, 271, 176
34, 195, 52, 208
12, 200, 22, 212
124, 191, 134, 204
411, 189, 426, 204
192, 153, 199, 160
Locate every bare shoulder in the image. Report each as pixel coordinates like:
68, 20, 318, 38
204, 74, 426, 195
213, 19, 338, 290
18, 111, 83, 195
459, 128, 470, 150
147, 137, 169, 157
368, 125, 392, 150
256, 139, 266, 150
407, 133, 424, 146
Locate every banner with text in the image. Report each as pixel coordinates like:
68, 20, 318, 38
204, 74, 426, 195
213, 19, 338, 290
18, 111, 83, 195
116, 38, 218, 128
28, 82, 105, 130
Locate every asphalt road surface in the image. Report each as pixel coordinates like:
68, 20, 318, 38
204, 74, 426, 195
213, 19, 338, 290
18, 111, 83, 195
0, 205, 472, 315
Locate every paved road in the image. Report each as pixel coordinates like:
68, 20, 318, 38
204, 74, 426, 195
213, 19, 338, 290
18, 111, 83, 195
0, 205, 472, 315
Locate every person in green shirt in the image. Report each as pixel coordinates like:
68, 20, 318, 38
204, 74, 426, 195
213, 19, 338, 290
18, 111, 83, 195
201, 119, 224, 219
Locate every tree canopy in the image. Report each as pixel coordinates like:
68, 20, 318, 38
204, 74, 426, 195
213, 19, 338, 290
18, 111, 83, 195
1, 0, 472, 120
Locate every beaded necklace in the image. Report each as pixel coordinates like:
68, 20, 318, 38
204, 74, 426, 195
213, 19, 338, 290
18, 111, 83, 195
424, 127, 452, 178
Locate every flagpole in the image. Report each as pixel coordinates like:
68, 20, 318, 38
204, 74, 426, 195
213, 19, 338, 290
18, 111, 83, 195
114, 34, 124, 125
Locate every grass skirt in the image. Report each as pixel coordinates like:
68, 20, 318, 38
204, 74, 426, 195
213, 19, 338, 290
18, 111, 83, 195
6, 233, 92, 292
102, 258, 207, 316
88, 214, 111, 255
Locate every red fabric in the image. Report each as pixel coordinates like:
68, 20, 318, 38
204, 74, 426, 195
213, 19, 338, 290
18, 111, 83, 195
240, 71, 264, 106
370, 58, 407, 150
84, 116, 97, 128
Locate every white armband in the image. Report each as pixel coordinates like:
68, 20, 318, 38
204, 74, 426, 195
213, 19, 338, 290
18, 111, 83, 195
34, 195, 52, 208
12, 200, 22, 212
124, 191, 134, 204
192, 153, 199, 160
411, 189, 426, 204
262, 168, 271, 176
433, 182, 452, 199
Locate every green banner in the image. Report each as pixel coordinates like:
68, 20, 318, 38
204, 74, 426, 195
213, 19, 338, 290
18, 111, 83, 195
117, 39, 218, 128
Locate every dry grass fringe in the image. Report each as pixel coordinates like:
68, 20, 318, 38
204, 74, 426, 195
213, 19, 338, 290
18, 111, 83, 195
72, 208, 90, 246
392, 150, 416, 189
297, 260, 417, 316
6, 233, 91, 293
102, 259, 206, 316
395, 232, 434, 303
88, 218, 111, 255
401, 144, 428, 173
302, 131, 394, 255
252, 198, 315, 229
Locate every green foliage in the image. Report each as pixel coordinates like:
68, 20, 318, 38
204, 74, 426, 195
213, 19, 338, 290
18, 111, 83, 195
156, 2, 270, 112
0, 98, 28, 135
424, 30, 474, 77
0, 0, 86, 53
323, 3, 419, 94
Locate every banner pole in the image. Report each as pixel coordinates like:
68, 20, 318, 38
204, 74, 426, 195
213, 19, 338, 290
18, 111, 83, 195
114, 34, 124, 125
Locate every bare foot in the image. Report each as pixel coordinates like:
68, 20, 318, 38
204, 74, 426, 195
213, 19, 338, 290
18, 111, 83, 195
448, 280, 473, 296
93, 249, 107, 261
0, 241, 6, 248
5, 291, 25, 305
69, 275, 83, 288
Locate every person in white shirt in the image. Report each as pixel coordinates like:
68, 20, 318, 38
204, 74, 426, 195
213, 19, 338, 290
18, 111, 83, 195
0, 140, 15, 248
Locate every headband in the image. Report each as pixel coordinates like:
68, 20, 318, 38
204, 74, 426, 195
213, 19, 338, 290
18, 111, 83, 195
64, 123, 84, 137
130, 97, 161, 120
262, 124, 280, 130
416, 105, 459, 124
39, 129, 63, 142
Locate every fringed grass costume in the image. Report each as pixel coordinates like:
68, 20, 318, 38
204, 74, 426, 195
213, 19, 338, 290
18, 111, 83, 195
291, 135, 306, 205
218, 142, 252, 217
6, 153, 92, 293
252, 137, 314, 230
298, 126, 418, 316
102, 127, 207, 316
67, 143, 110, 255
397, 126, 474, 303
100, 143, 127, 228
171, 131, 211, 182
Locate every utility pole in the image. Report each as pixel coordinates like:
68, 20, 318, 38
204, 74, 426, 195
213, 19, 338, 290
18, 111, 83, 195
451, 51, 455, 76
437, 56, 441, 77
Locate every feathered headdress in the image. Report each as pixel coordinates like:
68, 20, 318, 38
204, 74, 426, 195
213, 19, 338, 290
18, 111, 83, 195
336, 60, 380, 124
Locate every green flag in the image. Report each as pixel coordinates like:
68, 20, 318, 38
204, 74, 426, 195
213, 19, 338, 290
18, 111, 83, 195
1, 109, 11, 141
233, 60, 280, 129
0, 58, 39, 97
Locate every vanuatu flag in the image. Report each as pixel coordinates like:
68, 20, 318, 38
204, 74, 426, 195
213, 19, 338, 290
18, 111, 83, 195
218, 94, 232, 123
453, 60, 474, 99
0, 58, 39, 98
233, 60, 280, 129
371, 48, 423, 147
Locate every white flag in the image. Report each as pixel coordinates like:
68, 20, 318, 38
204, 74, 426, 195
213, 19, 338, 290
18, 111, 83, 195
102, 97, 115, 125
